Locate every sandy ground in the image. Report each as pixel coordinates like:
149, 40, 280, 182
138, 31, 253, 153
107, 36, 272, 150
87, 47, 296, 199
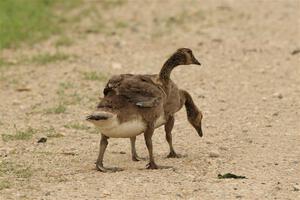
0, 0, 300, 199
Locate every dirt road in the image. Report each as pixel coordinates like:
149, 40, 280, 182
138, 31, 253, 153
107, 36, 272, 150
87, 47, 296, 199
1, 0, 299, 199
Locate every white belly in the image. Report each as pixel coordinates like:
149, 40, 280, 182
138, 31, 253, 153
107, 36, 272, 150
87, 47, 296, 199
93, 114, 165, 138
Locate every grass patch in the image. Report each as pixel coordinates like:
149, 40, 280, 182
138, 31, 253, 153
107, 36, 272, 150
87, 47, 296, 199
43, 126, 64, 138
115, 21, 128, 29
64, 123, 90, 130
57, 82, 74, 97
55, 35, 74, 47
31, 52, 70, 65
64, 92, 82, 105
0, 161, 32, 179
83, 71, 106, 81
0, 179, 10, 190
59, 82, 74, 90
2, 127, 36, 142
100, 0, 127, 8
56, 82, 82, 105
0, 58, 15, 69
47, 133, 64, 138
0, 0, 81, 49
45, 104, 67, 114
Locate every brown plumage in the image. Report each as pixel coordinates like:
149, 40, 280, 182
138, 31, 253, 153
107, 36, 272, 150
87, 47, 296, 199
87, 48, 203, 172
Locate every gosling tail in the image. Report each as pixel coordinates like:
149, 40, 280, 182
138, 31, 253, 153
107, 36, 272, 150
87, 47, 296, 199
180, 90, 203, 137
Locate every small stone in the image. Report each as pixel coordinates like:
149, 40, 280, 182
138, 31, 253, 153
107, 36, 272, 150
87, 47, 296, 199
45, 191, 51, 196
262, 97, 267, 101
293, 185, 300, 191
37, 137, 47, 143
265, 124, 272, 127
291, 49, 300, 55
242, 127, 248, 133
212, 38, 223, 43
209, 151, 220, 158
259, 69, 266, 74
206, 141, 212, 145
219, 146, 228, 151
275, 186, 281, 191
119, 151, 126, 154
272, 92, 283, 99
272, 112, 279, 116
198, 94, 205, 99
112, 62, 122, 69
100, 190, 111, 197
12, 100, 21, 105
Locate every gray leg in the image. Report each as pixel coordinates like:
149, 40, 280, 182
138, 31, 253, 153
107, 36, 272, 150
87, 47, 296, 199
130, 136, 145, 161
165, 116, 181, 158
96, 134, 122, 172
144, 125, 158, 169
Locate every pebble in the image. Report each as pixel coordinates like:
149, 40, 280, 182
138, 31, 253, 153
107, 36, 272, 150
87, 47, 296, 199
272, 92, 283, 99
293, 185, 300, 191
272, 112, 279, 116
219, 146, 228, 151
37, 137, 47, 143
45, 191, 51, 196
291, 49, 300, 55
262, 97, 267, 101
209, 151, 220, 158
242, 127, 248, 133
100, 190, 111, 197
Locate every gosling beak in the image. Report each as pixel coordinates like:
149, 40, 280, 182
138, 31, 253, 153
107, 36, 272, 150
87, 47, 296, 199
192, 55, 201, 65
194, 59, 201, 65
86, 115, 107, 121
86, 112, 114, 121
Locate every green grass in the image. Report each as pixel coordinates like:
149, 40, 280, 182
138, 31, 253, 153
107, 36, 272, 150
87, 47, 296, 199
0, 0, 81, 49
0, 161, 32, 179
0, 58, 14, 68
55, 35, 74, 47
31, 52, 70, 65
100, 0, 127, 8
41, 126, 64, 138
2, 127, 36, 142
59, 82, 74, 90
83, 71, 106, 81
115, 21, 128, 29
56, 82, 82, 105
47, 133, 64, 138
64, 123, 90, 130
45, 104, 67, 114
0, 179, 10, 190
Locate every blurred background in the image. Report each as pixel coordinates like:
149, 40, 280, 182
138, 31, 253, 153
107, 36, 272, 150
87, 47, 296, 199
0, 0, 299, 199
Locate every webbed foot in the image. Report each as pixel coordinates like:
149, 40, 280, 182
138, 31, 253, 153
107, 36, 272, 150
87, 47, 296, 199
132, 155, 146, 162
167, 151, 185, 158
96, 164, 123, 173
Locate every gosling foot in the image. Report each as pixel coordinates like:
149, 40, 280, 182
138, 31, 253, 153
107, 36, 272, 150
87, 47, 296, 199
96, 163, 123, 173
166, 151, 184, 158
132, 155, 146, 162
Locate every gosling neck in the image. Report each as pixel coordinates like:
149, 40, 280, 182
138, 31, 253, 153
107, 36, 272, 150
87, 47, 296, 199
159, 56, 181, 82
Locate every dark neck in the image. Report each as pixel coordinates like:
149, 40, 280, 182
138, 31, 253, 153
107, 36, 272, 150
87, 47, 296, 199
159, 56, 180, 82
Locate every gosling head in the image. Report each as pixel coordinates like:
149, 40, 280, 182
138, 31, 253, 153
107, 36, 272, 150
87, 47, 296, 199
169, 48, 201, 66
